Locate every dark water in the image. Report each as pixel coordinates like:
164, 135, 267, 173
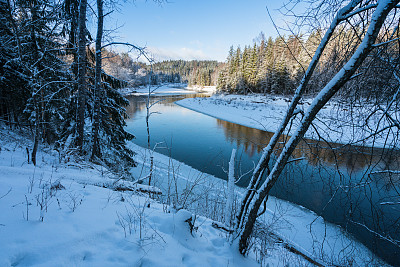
125, 93, 400, 265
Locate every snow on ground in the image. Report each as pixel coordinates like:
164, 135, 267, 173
0, 128, 256, 267
120, 83, 216, 97
0, 126, 387, 266
120, 83, 196, 96
186, 85, 217, 94
128, 143, 386, 266
176, 93, 398, 148
259, 197, 387, 266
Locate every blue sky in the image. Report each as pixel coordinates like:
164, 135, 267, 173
105, 0, 284, 62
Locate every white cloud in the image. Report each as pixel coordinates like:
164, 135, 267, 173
143, 47, 212, 62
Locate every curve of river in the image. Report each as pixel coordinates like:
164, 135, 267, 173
125, 93, 400, 265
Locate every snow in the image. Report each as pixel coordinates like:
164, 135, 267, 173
0, 127, 387, 266
120, 83, 216, 96
176, 93, 398, 148
123, 143, 388, 266
187, 85, 217, 94
258, 197, 385, 266
225, 148, 236, 226
0, 128, 256, 267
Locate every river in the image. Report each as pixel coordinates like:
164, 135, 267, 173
125, 92, 400, 265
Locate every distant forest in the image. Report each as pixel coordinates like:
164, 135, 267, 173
217, 34, 308, 95
100, 54, 222, 87
104, 29, 397, 103
217, 31, 398, 101
152, 60, 222, 86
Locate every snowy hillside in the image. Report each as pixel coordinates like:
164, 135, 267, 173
0, 128, 257, 267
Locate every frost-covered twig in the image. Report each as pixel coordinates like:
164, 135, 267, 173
370, 169, 400, 175
350, 220, 400, 247
380, 201, 400, 205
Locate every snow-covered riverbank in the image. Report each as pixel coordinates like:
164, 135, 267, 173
120, 83, 217, 96
176, 93, 398, 148
0, 126, 386, 266
0, 128, 257, 267
130, 143, 386, 266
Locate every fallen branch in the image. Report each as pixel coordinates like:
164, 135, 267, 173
267, 231, 325, 267
112, 183, 162, 195
211, 221, 234, 234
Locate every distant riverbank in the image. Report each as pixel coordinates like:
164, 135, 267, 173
120, 83, 217, 96
176, 93, 398, 148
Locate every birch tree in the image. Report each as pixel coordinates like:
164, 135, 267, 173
235, 0, 400, 255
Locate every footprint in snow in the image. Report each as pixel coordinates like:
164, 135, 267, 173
211, 238, 224, 247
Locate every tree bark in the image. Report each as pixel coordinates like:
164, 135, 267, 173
76, 0, 88, 151
91, 0, 104, 161
236, 0, 364, 232
225, 148, 236, 226
237, 0, 400, 255
29, 2, 40, 166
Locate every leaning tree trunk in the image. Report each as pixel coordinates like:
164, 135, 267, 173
76, 0, 88, 151
237, 0, 400, 255
236, 0, 364, 233
91, 0, 103, 161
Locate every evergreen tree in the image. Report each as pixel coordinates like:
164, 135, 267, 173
152, 60, 220, 86
248, 43, 258, 90
13, 0, 70, 164
217, 34, 306, 95
0, 0, 30, 125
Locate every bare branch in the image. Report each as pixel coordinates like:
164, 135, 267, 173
0, 188, 12, 199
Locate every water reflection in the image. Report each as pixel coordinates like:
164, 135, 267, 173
125, 93, 400, 265
216, 118, 400, 175
126, 94, 208, 119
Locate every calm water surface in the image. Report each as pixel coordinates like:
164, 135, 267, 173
125, 93, 400, 265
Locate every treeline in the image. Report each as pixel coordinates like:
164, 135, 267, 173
217, 30, 399, 102
152, 60, 222, 86
99, 56, 222, 87
217, 34, 313, 95
102, 50, 145, 82
0, 0, 135, 172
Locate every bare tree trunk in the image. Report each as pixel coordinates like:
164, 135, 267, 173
29, 2, 40, 166
31, 106, 39, 166
91, 0, 103, 161
146, 66, 154, 187
76, 0, 88, 151
225, 148, 236, 226
236, 0, 400, 255
236, 0, 364, 232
